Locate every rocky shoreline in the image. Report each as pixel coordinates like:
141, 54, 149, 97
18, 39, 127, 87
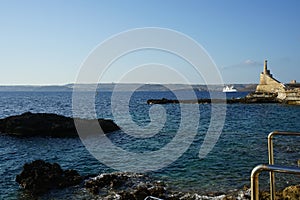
0, 112, 120, 137
16, 160, 300, 200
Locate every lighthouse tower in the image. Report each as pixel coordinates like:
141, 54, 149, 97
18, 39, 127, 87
256, 59, 284, 93
263, 60, 272, 77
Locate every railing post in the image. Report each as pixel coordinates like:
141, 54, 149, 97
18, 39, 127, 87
267, 131, 300, 200
251, 165, 264, 200
268, 132, 276, 200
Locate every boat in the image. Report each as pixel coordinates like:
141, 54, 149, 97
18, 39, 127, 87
223, 85, 237, 93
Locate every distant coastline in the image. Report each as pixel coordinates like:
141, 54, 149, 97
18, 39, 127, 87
0, 83, 257, 92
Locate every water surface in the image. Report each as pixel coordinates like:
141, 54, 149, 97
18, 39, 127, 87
1, 91, 299, 199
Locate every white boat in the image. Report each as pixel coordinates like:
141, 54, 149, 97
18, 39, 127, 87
223, 85, 237, 93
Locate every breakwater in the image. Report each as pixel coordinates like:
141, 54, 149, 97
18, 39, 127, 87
147, 93, 279, 104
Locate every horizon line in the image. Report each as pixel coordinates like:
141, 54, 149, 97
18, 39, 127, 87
0, 82, 258, 87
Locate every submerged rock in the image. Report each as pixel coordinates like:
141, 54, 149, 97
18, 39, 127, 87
0, 112, 120, 137
16, 160, 83, 194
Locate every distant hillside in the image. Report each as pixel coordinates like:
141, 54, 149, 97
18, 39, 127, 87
0, 85, 72, 92
227, 84, 257, 92
0, 83, 257, 92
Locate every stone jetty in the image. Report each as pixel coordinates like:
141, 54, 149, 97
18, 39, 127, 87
0, 112, 120, 137
248, 60, 300, 105
148, 60, 300, 105
147, 94, 279, 105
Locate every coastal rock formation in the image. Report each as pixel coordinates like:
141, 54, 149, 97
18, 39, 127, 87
85, 172, 167, 199
0, 112, 120, 137
15, 160, 300, 199
16, 160, 83, 194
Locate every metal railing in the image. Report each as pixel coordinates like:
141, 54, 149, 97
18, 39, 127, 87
251, 131, 300, 200
251, 164, 300, 200
268, 131, 300, 200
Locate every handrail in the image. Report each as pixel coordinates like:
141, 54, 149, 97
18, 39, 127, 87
268, 131, 300, 200
251, 164, 300, 200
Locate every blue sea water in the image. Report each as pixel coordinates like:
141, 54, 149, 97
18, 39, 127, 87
1, 90, 300, 199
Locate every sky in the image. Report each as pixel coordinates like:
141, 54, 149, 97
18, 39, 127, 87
0, 0, 300, 85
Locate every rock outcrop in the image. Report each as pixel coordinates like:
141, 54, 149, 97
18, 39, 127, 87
16, 160, 83, 194
0, 112, 120, 137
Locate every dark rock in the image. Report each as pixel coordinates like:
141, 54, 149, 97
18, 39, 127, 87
148, 185, 167, 199
0, 112, 120, 137
133, 184, 150, 199
118, 190, 135, 199
16, 160, 83, 194
147, 98, 180, 104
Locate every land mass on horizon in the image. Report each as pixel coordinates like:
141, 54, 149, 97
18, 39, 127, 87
0, 83, 257, 92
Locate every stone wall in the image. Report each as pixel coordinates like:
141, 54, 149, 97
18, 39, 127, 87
278, 89, 300, 104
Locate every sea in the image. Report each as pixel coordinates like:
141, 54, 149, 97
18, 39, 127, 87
1, 90, 300, 199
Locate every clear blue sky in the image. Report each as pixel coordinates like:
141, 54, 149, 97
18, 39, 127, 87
1, 0, 299, 85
